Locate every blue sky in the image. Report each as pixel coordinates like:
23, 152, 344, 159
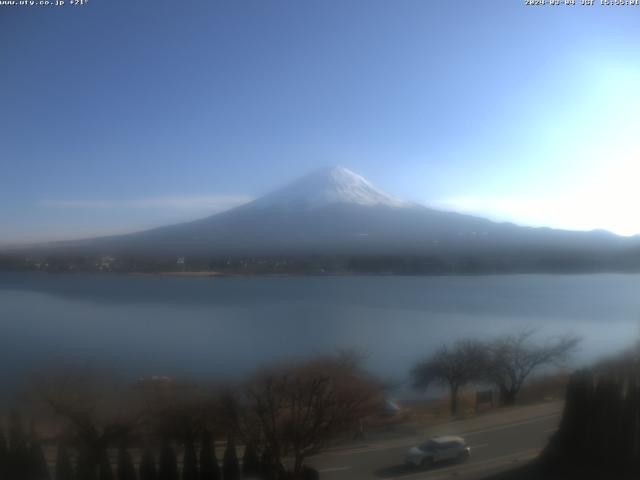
2, 0, 640, 244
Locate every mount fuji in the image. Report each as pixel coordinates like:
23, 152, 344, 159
15, 166, 640, 272
250, 166, 410, 210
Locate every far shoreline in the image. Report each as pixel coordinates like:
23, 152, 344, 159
4, 269, 640, 278
131, 271, 230, 278
128, 270, 369, 278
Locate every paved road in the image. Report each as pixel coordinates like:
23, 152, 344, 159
308, 404, 561, 480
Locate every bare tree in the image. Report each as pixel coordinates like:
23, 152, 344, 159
236, 355, 381, 479
485, 329, 580, 405
136, 378, 219, 442
31, 369, 143, 473
412, 340, 486, 416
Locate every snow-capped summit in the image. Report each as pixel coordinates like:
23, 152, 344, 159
249, 166, 410, 210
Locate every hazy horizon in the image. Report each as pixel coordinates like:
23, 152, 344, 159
2, 164, 638, 248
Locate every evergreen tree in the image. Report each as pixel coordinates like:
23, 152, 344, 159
301, 465, 319, 480
8, 411, 29, 480
98, 449, 114, 480
54, 445, 74, 480
222, 439, 240, 480
158, 438, 178, 480
552, 369, 593, 463
76, 447, 98, 480
623, 378, 640, 473
139, 447, 157, 480
241, 443, 260, 478
542, 369, 640, 476
607, 379, 627, 470
0, 427, 8, 479
632, 381, 640, 474
117, 444, 137, 480
183, 434, 198, 480
259, 449, 276, 480
199, 430, 220, 480
28, 424, 51, 480
590, 378, 612, 465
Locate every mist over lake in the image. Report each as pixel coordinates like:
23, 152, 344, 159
2, 272, 640, 397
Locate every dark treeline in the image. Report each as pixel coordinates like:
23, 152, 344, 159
0, 418, 270, 480
1, 352, 380, 480
4, 249, 640, 275
0, 411, 50, 480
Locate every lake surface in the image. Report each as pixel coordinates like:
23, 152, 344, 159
2, 272, 640, 396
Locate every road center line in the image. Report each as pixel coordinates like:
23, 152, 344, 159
322, 412, 559, 457
469, 443, 489, 449
318, 465, 353, 473
463, 413, 560, 438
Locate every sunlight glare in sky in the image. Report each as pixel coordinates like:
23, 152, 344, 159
440, 62, 640, 236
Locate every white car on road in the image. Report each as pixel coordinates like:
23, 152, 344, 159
405, 436, 470, 468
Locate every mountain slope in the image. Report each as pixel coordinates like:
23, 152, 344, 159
31, 166, 638, 266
